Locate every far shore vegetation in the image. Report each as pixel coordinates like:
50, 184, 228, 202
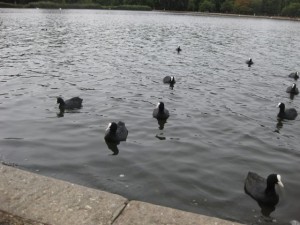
1, 0, 300, 17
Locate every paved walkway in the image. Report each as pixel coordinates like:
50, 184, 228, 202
0, 164, 243, 225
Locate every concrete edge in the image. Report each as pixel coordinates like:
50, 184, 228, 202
0, 164, 244, 225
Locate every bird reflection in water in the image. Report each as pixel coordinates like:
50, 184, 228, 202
274, 118, 283, 133
157, 118, 167, 130
169, 83, 174, 90
105, 139, 119, 155
289, 93, 296, 100
57, 109, 64, 118
155, 119, 167, 140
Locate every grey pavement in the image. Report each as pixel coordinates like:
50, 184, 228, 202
0, 164, 243, 225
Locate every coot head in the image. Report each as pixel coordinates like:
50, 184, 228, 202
158, 102, 165, 112
57, 97, 64, 105
277, 102, 285, 111
170, 76, 175, 84
107, 122, 118, 133
266, 174, 284, 193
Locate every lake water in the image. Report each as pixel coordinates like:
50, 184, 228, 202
1, 8, 300, 224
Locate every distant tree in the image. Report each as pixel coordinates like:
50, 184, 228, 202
214, 0, 224, 11
123, 0, 152, 5
1, 0, 14, 4
233, 0, 253, 13
94, 0, 112, 5
187, 0, 196, 10
251, 0, 262, 13
199, 0, 215, 11
111, 0, 123, 5
220, 0, 234, 12
261, 0, 281, 15
281, 2, 300, 16
187, 0, 200, 11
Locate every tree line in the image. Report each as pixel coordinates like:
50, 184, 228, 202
1, 0, 300, 17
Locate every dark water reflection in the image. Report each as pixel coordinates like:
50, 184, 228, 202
105, 140, 119, 155
1, 9, 300, 225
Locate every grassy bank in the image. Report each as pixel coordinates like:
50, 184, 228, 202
0, 2, 152, 10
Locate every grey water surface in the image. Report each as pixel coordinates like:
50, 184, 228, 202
1, 8, 300, 224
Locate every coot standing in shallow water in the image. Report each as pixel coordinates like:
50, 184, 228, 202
245, 172, 284, 206
277, 102, 298, 120
153, 102, 169, 120
57, 97, 83, 111
244, 172, 284, 216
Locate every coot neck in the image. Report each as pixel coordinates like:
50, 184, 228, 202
265, 181, 276, 195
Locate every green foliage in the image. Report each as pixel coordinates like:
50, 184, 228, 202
251, 0, 262, 13
110, 4, 152, 9
27, 1, 60, 8
220, 0, 234, 12
199, 0, 215, 11
1, 0, 300, 17
93, 0, 111, 5
281, 2, 300, 16
0, 1, 20, 7
233, 4, 253, 13
63, 3, 104, 8
261, 0, 281, 15
187, 0, 196, 10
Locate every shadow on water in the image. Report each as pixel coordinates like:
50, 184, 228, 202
105, 140, 119, 155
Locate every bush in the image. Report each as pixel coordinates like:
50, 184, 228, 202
0, 1, 20, 7
233, 4, 253, 14
199, 0, 215, 12
26, 1, 107, 8
26, 1, 61, 8
220, 0, 234, 12
65, 3, 104, 8
110, 4, 152, 10
281, 2, 300, 16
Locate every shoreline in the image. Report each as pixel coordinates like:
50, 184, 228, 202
0, 5, 299, 21
0, 164, 244, 225
158, 10, 300, 21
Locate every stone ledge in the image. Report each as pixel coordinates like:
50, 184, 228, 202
0, 165, 243, 225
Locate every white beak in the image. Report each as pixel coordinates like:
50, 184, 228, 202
277, 175, 284, 187
106, 123, 112, 131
